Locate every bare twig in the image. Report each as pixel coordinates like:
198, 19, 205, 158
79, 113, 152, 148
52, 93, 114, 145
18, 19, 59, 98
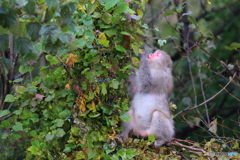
175, 72, 237, 117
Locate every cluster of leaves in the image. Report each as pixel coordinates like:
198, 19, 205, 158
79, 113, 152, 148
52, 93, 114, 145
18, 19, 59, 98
0, 0, 148, 159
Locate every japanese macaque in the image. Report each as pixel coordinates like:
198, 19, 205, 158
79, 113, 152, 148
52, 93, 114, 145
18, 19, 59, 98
121, 49, 174, 148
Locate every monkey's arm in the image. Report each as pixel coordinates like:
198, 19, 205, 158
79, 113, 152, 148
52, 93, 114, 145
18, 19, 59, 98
127, 68, 140, 96
138, 67, 152, 93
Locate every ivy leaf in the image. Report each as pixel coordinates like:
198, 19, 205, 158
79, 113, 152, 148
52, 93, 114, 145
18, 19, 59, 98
0, 34, 9, 51
12, 122, 24, 131
111, 79, 119, 89
75, 26, 85, 36
102, 12, 112, 24
45, 134, 54, 141
26, 22, 41, 41
120, 112, 132, 122
19, 65, 34, 74
77, 39, 87, 48
55, 128, 66, 137
24, 0, 36, 15
27, 146, 39, 155
158, 39, 167, 47
59, 109, 71, 118
39, 24, 61, 43
59, 32, 75, 44
0, 110, 11, 118
105, 0, 119, 10
45, 0, 59, 11
115, 2, 128, 14
15, 37, 33, 55
4, 94, 15, 102
209, 119, 217, 134
101, 83, 107, 95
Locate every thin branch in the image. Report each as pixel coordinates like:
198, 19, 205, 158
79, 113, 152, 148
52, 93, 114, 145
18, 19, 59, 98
175, 72, 237, 117
55, 55, 73, 80
196, 0, 240, 21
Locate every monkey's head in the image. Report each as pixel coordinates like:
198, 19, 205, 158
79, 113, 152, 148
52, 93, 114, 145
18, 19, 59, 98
146, 50, 172, 69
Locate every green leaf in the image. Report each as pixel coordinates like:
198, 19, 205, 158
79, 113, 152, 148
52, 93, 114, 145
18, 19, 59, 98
45, 55, 59, 65
60, 5, 72, 25
142, 24, 149, 29
39, 24, 61, 43
54, 119, 65, 127
31, 139, 40, 148
13, 78, 24, 83
12, 122, 24, 131
105, 0, 119, 10
55, 128, 66, 137
4, 94, 15, 102
26, 22, 41, 41
30, 113, 39, 123
102, 12, 112, 24
0, 57, 12, 70
84, 30, 95, 40
59, 109, 71, 118
63, 147, 71, 153
0, 110, 11, 118
163, 11, 175, 16
45, 0, 59, 11
27, 146, 40, 155
75, 26, 85, 36
59, 32, 75, 44
24, 0, 36, 15
88, 91, 94, 100
120, 112, 132, 122
0, 34, 9, 51
11, 132, 21, 139
115, 2, 128, 14
15, 0, 28, 7
101, 83, 107, 95
111, 79, 119, 89
188, 16, 198, 27
45, 134, 55, 141
77, 39, 87, 48
15, 37, 33, 55
148, 134, 155, 143
158, 39, 167, 46
116, 46, 126, 52
0, 8, 17, 28
19, 65, 34, 74
1, 133, 8, 139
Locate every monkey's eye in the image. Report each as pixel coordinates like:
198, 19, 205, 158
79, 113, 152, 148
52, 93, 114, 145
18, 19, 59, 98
156, 52, 161, 57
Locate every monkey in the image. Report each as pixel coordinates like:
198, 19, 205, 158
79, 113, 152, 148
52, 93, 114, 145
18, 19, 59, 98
121, 49, 174, 148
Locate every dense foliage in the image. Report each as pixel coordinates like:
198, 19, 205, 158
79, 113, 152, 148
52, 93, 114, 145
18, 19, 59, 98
0, 0, 239, 159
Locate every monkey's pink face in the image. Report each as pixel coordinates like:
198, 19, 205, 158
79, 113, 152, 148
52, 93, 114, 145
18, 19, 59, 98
148, 51, 162, 60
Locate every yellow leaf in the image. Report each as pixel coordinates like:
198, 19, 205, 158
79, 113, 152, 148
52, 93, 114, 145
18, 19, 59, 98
131, 57, 139, 67
77, 4, 85, 12
66, 54, 78, 67
79, 104, 86, 112
65, 84, 71, 90
207, 0, 211, 4
98, 32, 107, 40
86, 101, 96, 110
